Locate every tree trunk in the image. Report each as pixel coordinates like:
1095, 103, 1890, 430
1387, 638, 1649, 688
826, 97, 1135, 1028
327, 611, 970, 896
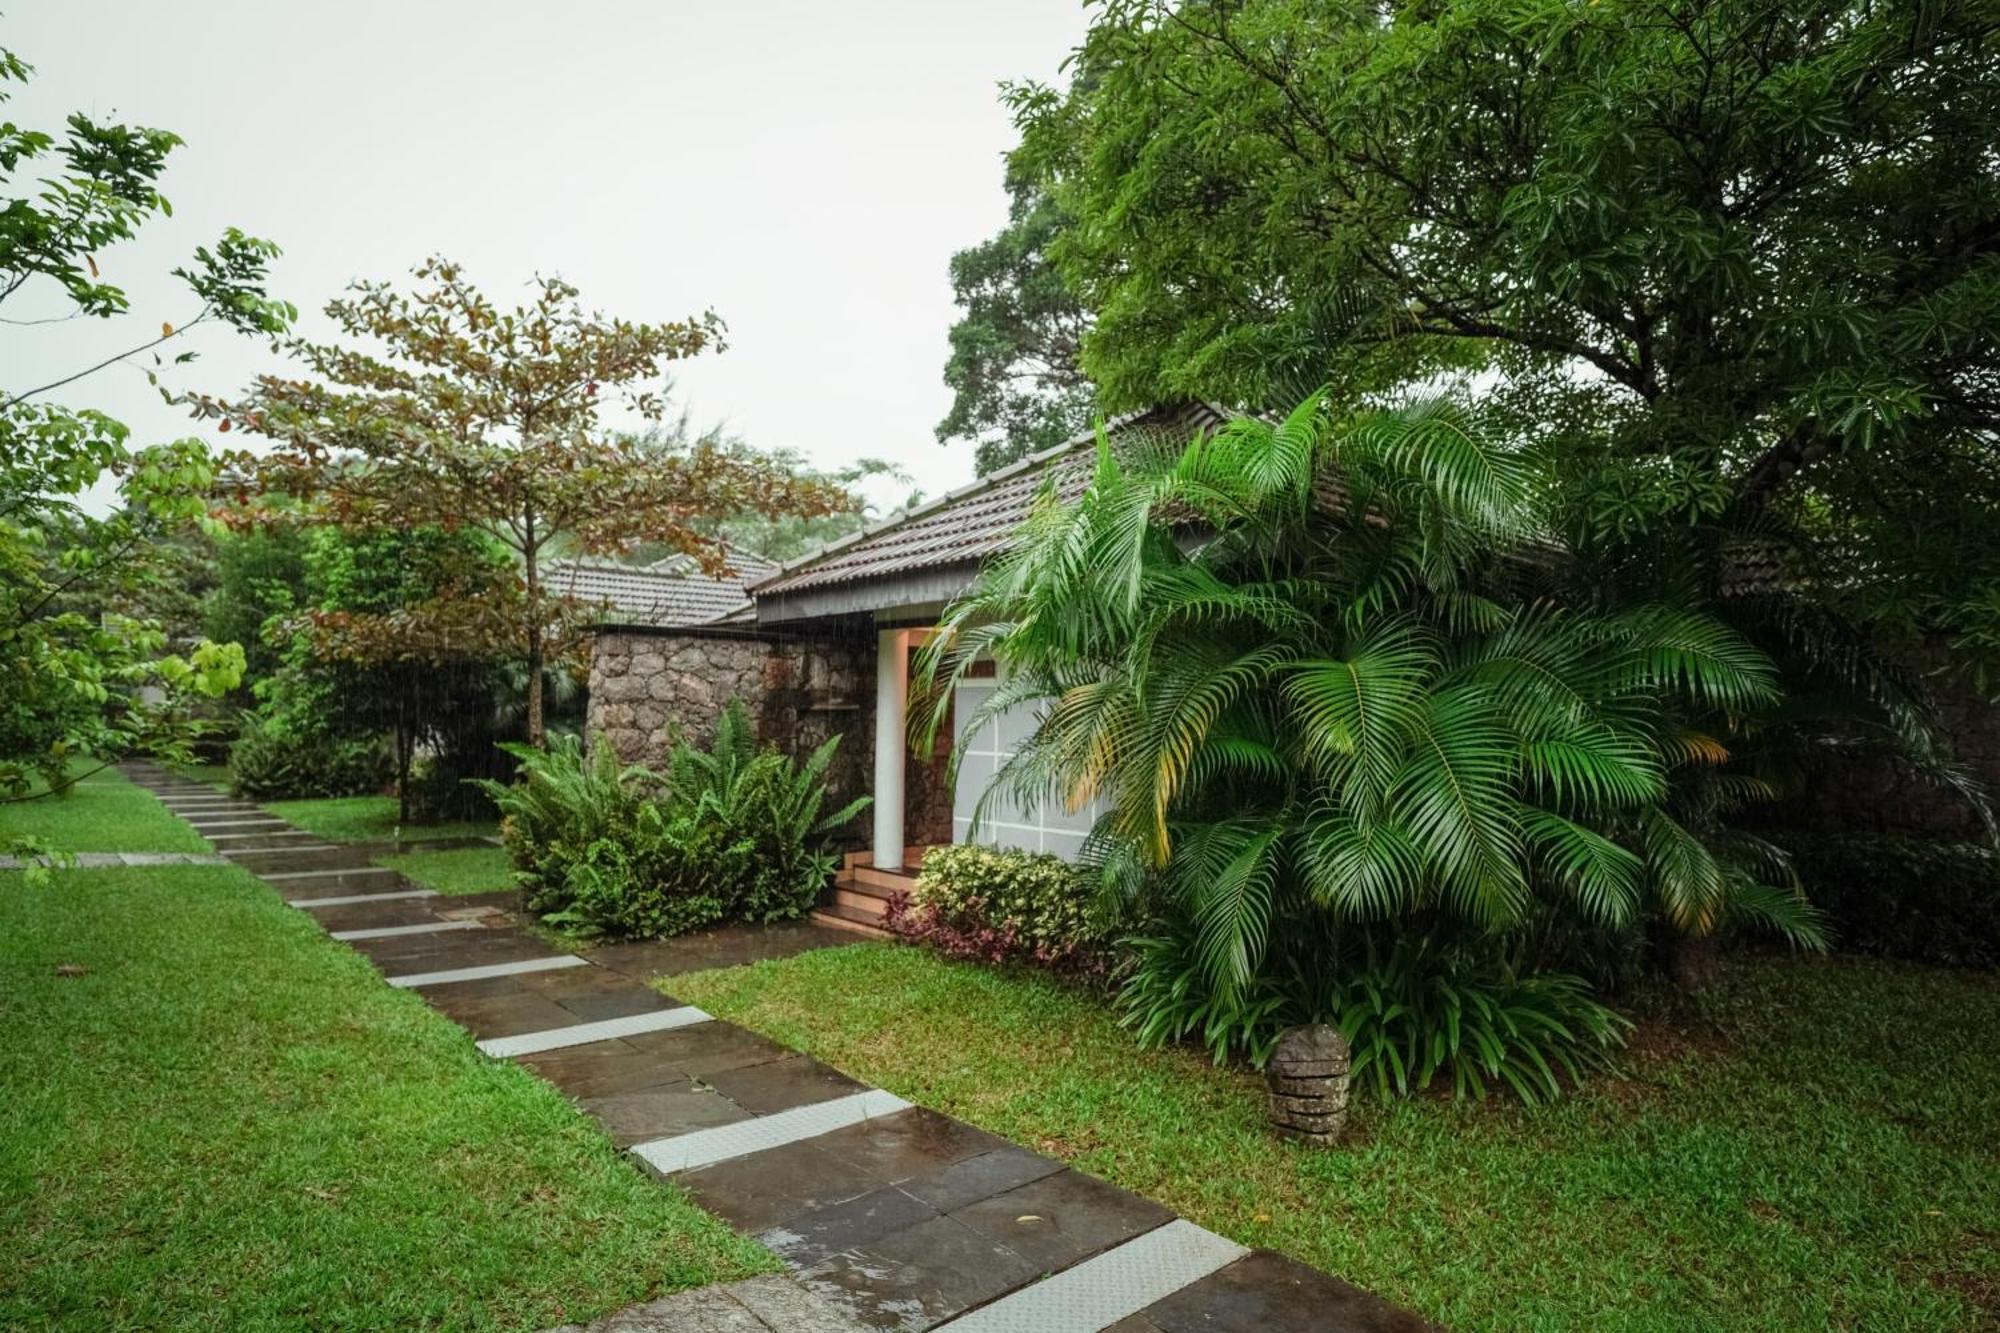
395, 720, 413, 826
1661, 931, 1720, 993
523, 513, 546, 748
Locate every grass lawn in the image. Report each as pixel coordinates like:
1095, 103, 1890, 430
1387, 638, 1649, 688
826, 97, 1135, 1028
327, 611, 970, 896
674, 944, 2000, 1332
0, 764, 209, 854
374, 844, 517, 896
170, 761, 233, 790
263, 794, 498, 844
0, 861, 769, 1331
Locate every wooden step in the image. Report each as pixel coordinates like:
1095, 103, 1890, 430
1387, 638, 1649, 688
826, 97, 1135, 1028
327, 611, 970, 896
833, 885, 893, 915
841, 846, 935, 871
810, 901, 894, 939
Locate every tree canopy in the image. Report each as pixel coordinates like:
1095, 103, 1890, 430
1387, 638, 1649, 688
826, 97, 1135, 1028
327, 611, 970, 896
936, 172, 1097, 473
1007, 0, 2000, 671
200, 258, 860, 743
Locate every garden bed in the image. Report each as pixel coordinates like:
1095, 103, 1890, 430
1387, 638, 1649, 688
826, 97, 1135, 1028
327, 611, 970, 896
673, 943, 2000, 1331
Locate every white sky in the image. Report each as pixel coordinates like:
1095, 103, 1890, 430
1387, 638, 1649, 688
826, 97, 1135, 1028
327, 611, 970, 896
8, 0, 1090, 516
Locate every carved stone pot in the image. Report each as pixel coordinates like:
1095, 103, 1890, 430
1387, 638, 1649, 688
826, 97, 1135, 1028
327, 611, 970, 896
1266, 1023, 1351, 1145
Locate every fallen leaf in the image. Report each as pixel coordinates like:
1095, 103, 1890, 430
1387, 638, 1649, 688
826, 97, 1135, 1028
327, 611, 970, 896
1016, 1215, 1043, 1225
54, 963, 87, 978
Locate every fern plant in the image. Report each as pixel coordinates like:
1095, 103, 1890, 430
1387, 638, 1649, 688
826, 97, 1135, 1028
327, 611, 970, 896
919, 391, 1824, 1095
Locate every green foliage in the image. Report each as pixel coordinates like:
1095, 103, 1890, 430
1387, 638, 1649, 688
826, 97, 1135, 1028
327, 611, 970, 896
920, 394, 1821, 1094
0, 39, 283, 795
1009, 0, 2000, 679
896, 843, 1111, 973
227, 719, 386, 800
1782, 832, 2000, 969
937, 172, 1097, 473
483, 705, 868, 940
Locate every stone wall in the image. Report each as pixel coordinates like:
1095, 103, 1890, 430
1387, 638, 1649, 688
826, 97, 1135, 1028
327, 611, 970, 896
1766, 639, 2000, 840
587, 628, 875, 841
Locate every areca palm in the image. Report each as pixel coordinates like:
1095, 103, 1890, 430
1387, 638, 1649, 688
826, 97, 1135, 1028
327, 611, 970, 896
918, 392, 1819, 1005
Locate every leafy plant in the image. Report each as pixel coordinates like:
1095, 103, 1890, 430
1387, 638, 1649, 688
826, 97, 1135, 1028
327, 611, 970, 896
481, 704, 867, 940
228, 720, 387, 799
889, 844, 1112, 975
919, 392, 1823, 1094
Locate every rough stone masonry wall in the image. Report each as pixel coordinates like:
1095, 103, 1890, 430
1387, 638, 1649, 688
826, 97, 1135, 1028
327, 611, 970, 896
587, 629, 875, 841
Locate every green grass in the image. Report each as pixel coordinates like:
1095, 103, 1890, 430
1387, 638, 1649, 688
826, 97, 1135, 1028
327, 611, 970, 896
674, 944, 2000, 1332
0, 764, 209, 854
262, 794, 498, 845
374, 845, 517, 896
0, 862, 771, 1331
170, 761, 233, 790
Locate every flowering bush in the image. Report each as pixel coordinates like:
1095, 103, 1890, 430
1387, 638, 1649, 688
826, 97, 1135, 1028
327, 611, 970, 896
887, 844, 1113, 977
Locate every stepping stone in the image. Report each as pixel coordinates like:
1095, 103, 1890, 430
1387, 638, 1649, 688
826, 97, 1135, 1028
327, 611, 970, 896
621, 1019, 797, 1078
631, 1087, 912, 1175
475, 1006, 712, 1058
704, 1054, 869, 1115
682, 1137, 895, 1234
221, 843, 341, 857
897, 1146, 1067, 1216
307, 896, 464, 933
181, 818, 288, 830
759, 1183, 942, 1268
1128, 1249, 1437, 1333
928, 1219, 1246, 1333
809, 1108, 1014, 1190
520, 1038, 713, 1101
583, 1079, 751, 1149
385, 955, 588, 988
513, 967, 684, 1023
292, 888, 437, 908
330, 919, 486, 942
423, 980, 606, 1040
947, 1169, 1173, 1274
796, 1214, 1040, 1332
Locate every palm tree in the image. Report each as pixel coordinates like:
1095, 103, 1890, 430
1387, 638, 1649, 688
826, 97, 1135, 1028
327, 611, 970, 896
917, 392, 1822, 1008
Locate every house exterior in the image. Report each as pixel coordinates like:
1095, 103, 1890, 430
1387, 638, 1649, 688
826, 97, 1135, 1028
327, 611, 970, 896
583, 404, 1230, 931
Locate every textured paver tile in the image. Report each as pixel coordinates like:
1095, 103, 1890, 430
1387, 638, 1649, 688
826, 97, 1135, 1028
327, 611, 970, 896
897, 1147, 1067, 1216
933, 1220, 1245, 1333
1137, 1250, 1438, 1333
948, 1169, 1174, 1274
680, 1139, 888, 1233
632, 1089, 912, 1175
476, 1006, 710, 1057
581, 1080, 749, 1148
799, 1215, 1040, 1333
385, 955, 586, 988
704, 1054, 868, 1115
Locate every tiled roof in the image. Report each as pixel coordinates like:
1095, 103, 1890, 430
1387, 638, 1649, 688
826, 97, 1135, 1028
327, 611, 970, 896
753, 404, 1231, 598
553, 549, 775, 628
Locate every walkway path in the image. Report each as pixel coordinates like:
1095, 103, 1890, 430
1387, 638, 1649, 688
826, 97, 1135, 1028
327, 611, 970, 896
124, 764, 1429, 1333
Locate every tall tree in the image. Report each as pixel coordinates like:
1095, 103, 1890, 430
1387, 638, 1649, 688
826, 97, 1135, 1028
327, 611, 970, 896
199, 259, 858, 744
1010, 0, 2000, 671
937, 171, 1097, 473
0, 39, 282, 794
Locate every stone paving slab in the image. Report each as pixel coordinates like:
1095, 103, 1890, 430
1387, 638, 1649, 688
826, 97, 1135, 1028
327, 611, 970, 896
633, 1089, 914, 1175
477, 1005, 712, 1058
0, 852, 226, 868
385, 955, 589, 988
1131, 1249, 1435, 1332
544, 1273, 869, 1333
931, 1220, 1245, 1333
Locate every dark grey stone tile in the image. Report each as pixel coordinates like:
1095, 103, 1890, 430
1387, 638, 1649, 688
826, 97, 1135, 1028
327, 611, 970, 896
703, 1054, 866, 1114
758, 1185, 939, 1267
811, 1108, 1010, 1186
623, 1019, 794, 1077
519, 1038, 695, 1100
948, 1169, 1173, 1274
420, 984, 579, 1039
308, 898, 457, 932
579, 1080, 747, 1148
680, 1139, 887, 1233
1140, 1251, 1438, 1333
897, 1146, 1066, 1215
585, 921, 851, 982
1103, 1318, 1168, 1333
350, 928, 555, 970
512, 968, 679, 1022
799, 1215, 1040, 1332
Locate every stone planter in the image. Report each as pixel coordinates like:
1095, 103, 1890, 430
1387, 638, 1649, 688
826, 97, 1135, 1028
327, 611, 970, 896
1266, 1023, 1351, 1145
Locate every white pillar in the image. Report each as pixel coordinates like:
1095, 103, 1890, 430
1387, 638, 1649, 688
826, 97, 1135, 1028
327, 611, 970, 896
872, 628, 909, 870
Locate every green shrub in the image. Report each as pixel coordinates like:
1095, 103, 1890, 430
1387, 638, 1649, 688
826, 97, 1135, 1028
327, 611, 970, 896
1118, 920, 1630, 1103
891, 844, 1112, 974
228, 721, 387, 799
1782, 832, 2000, 968
482, 703, 868, 941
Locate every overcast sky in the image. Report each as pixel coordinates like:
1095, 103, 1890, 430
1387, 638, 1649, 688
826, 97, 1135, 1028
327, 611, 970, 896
9, 0, 1091, 516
